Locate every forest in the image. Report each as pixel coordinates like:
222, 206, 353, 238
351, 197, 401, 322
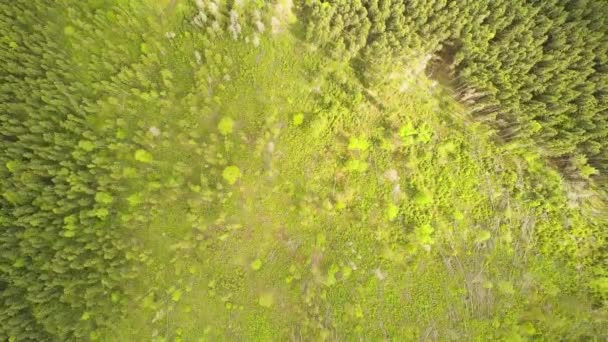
1, 0, 606, 340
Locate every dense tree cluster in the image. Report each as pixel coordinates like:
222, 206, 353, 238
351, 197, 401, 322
298, 0, 608, 182
0, 1, 142, 339
0, 0, 287, 339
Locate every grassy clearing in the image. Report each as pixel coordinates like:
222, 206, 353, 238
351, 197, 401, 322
100, 9, 603, 338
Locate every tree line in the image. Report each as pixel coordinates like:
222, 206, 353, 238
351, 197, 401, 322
0, 1, 145, 339
298, 0, 608, 185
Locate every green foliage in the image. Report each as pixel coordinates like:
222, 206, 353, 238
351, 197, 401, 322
250, 259, 263, 271
413, 189, 433, 206
1, 0, 606, 341
298, 0, 608, 184
292, 113, 305, 126
222, 166, 241, 185
385, 203, 399, 221
217, 117, 234, 136
347, 137, 370, 151
134, 149, 153, 163
345, 159, 368, 172
0, 0, 145, 339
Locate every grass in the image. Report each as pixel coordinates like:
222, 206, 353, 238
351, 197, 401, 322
3, 0, 606, 340
99, 8, 603, 338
